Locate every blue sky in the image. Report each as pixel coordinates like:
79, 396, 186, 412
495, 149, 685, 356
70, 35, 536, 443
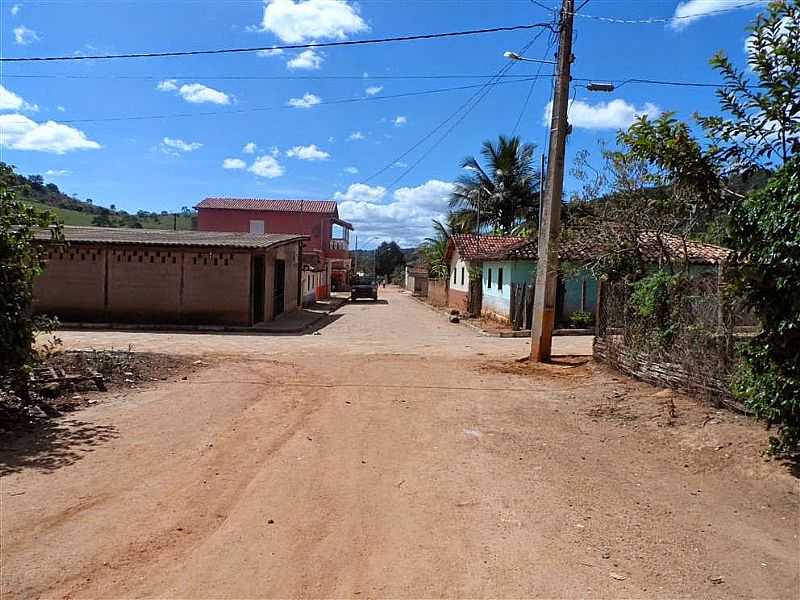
0, 0, 766, 247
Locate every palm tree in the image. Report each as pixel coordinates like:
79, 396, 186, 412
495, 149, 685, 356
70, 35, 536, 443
449, 135, 541, 235
417, 219, 451, 279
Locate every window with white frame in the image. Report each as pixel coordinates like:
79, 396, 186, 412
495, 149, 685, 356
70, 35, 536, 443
249, 220, 265, 234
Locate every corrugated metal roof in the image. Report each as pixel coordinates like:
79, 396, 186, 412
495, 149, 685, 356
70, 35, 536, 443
35, 226, 307, 250
196, 197, 338, 214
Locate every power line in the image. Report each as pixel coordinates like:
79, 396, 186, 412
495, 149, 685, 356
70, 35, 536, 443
383, 32, 551, 188
362, 30, 548, 186
534, 0, 765, 24
0, 22, 554, 63
1, 72, 544, 81
512, 28, 556, 135
58, 77, 547, 124
570, 0, 765, 25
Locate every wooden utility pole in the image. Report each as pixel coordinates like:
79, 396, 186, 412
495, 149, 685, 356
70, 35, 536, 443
530, 0, 574, 362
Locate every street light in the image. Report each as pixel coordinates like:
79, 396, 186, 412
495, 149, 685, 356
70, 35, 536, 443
503, 51, 556, 65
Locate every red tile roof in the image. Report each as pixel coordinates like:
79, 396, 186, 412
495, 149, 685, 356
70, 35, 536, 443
449, 234, 526, 261
197, 197, 338, 214
496, 231, 730, 265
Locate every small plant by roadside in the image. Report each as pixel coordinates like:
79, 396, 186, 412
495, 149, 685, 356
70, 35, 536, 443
568, 311, 594, 329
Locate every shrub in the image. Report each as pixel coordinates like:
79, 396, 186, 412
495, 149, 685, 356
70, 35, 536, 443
0, 164, 63, 395
728, 156, 800, 454
568, 311, 594, 328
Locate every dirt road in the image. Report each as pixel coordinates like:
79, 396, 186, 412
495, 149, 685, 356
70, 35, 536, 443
2, 288, 798, 599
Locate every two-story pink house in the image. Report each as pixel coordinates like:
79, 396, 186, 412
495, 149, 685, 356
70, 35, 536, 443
196, 198, 353, 293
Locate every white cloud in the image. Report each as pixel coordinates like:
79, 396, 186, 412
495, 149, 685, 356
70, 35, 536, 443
13, 25, 39, 45
157, 80, 231, 104
177, 83, 231, 105
334, 183, 387, 203
242, 142, 258, 154
336, 179, 454, 246
393, 161, 408, 168
287, 144, 330, 160
287, 49, 323, 70
249, 155, 285, 178
44, 169, 70, 177
260, 0, 369, 43
56, 105, 65, 112
393, 115, 407, 127
365, 85, 383, 96
670, 0, 767, 30
223, 158, 247, 169
344, 166, 358, 174
161, 137, 203, 154
0, 84, 37, 112
256, 47, 284, 57
542, 98, 661, 130
0, 113, 101, 154
10, 4, 21, 16
287, 92, 321, 108
348, 131, 365, 141
157, 79, 179, 92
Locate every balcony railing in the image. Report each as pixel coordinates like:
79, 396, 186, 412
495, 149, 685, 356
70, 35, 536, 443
330, 239, 349, 251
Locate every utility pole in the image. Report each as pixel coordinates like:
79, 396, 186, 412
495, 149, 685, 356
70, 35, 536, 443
530, 0, 574, 362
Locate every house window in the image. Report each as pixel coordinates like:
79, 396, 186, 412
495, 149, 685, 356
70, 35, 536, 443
487, 268, 492, 288
498, 268, 504, 291
453, 268, 457, 284
249, 220, 265, 234
460, 267, 465, 286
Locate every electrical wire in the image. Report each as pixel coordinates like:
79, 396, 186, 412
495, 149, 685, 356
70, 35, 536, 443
57, 77, 547, 124
0, 22, 554, 63
570, 0, 765, 25
361, 30, 549, 186
512, 29, 556, 135
382, 32, 550, 189
534, 0, 764, 24
1, 72, 541, 81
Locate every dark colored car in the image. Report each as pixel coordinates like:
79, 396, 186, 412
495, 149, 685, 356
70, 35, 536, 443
351, 276, 378, 302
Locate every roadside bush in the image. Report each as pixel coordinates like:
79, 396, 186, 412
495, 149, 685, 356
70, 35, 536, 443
728, 156, 800, 454
0, 163, 63, 395
629, 271, 681, 349
568, 311, 594, 329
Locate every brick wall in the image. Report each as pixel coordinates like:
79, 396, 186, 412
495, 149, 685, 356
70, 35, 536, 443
34, 247, 106, 320
107, 247, 182, 322
33, 242, 301, 326
427, 279, 448, 307
182, 250, 252, 324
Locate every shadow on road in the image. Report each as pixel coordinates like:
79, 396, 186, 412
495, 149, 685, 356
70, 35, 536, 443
0, 419, 119, 477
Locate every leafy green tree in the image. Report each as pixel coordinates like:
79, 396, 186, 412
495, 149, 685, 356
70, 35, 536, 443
0, 163, 63, 394
374, 241, 405, 278
449, 135, 541, 234
729, 156, 800, 452
697, 0, 799, 171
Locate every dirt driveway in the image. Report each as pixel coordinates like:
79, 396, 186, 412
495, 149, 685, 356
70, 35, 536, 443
2, 288, 798, 599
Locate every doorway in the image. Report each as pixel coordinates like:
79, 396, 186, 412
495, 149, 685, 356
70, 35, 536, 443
273, 259, 285, 318
252, 255, 265, 323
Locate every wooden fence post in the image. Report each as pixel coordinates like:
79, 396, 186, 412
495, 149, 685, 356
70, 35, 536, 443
596, 278, 606, 338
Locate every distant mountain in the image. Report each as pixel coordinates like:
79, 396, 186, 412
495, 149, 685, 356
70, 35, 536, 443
4, 163, 196, 230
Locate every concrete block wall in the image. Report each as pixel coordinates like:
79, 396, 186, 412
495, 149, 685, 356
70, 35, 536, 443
34, 247, 106, 321
33, 243, 299, 326
107, 247, 182, 322
182, 250, 252, 324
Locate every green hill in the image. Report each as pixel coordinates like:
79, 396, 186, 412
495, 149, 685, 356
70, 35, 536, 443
5, 163, 196, 230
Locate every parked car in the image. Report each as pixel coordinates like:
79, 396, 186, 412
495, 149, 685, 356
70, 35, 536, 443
351, 276, 378, 302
